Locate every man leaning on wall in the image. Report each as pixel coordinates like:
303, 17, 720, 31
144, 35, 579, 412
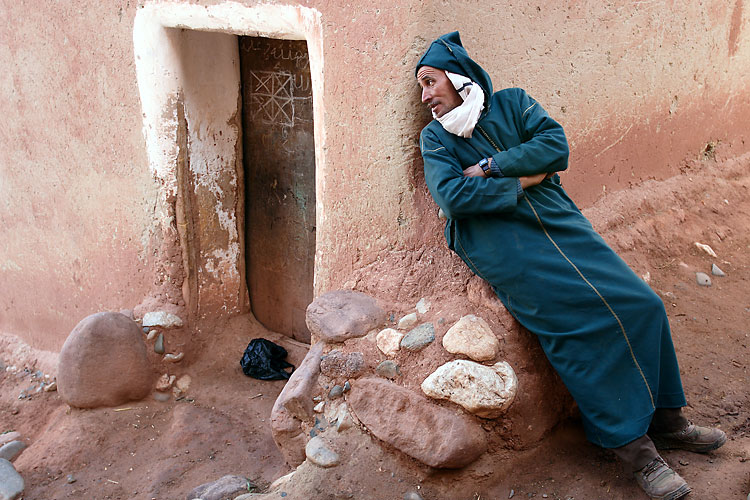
415, 31, 725, 500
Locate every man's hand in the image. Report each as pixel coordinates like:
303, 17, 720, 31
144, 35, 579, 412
463, 163, 487, 177
519, 172, 548, 189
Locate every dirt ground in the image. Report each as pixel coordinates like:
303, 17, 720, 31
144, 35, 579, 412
2, 151, 750, 500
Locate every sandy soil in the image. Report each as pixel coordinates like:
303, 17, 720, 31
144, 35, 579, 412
2, 152, 749, 500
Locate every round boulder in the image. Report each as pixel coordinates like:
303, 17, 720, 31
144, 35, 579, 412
58, 312, 154, 408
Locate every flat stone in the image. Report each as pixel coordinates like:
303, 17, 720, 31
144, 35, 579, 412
400, 323, 435, 352
711, 263, 726, 276
306, 290, 386, 343
404, 493, 424, 500
58, 312, 153, 408
320, 350, 364, 379
0, 458, 24, 500
421, 360, 518, 418
416, 298, 431, 314
270, 342, 324, 467
696, 272, 712, 287
142, 311, 183, 328
305, 436, 340, 468
0, 441, 25, 462
376, 328, 404, 356
397, 313, 418, 330
442, 315, 500, 361
349, 378, 487, 468
185, 474, 252, 500
0, 433, 20, 448
375, 360, 400, 379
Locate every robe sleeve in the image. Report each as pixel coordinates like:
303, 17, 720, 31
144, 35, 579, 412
490, 89, 569, 177
420, 129, 521, 219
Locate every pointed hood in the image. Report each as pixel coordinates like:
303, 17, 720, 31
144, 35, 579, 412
416, 31, 493, 109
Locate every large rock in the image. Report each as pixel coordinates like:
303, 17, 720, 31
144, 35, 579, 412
306, 290, 386, 343
442, 315, 500, 361
270, 342, 324, 467
58, 312, 154, 408
421, 360, 518, 418
348, 378, 487, 468
0, 458, 24, 500
186, 474, 252, 500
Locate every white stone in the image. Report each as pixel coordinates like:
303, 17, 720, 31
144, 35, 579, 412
442, 315, 500, 362
305, 436, 340, 468
142, 311, 183, 328
397, 312, 418, 330
416, 298, 431, 314
694, 242, 717, 257
421, 360, 518, 418
163, 352, 184, 363
376, 328, 404, 356
313, 401, 325, 413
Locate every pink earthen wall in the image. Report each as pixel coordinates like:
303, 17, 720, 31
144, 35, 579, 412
0, 0, 747, 350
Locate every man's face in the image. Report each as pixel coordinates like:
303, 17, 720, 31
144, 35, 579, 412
417, 66, 463, 118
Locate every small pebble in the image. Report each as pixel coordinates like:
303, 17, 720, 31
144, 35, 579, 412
695, 272, 712, 287
163, 352, 184, 363
329, 385, 344, 399
509, 490, 515, 499
343, 381, 351, 392
711, 263, 726, 277
67, 474, 77, 484
154, 392, 171, 402
146, 329, 159, 341
154, 333, 165, 354
404, 492, 423, 500
314, 401, 325, 413
376, 360, 400, 379
679, 460, 689, 466
44, 381, 57, 392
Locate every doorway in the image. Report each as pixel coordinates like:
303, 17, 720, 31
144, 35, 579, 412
240, 37, 316, 343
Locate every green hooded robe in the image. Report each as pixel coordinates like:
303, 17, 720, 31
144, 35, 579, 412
417, 32, 685, 448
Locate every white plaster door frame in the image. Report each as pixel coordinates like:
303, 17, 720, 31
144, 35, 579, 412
133, 1, 325, 319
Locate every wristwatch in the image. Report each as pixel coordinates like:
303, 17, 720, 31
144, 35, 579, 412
478, 157, 492, 177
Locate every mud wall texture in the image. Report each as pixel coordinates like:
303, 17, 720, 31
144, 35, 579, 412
1, 0, 748, 350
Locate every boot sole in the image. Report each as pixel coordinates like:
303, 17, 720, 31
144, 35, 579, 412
657, 483, 692, 499
650, 432, 727, 453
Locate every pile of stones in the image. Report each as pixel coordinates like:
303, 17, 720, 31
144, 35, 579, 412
270, 289, 519, 470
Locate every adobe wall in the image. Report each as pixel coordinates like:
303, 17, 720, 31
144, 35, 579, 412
0, 0, 747, 351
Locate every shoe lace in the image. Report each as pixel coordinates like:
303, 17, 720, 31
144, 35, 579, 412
641, 457, 668, 480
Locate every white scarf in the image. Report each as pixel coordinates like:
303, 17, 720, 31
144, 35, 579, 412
435, 71, 485, 138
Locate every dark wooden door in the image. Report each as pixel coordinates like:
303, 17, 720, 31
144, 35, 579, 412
240, 37, 315, 342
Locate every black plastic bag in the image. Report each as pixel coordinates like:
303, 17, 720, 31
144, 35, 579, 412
240, 338, 295, 380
